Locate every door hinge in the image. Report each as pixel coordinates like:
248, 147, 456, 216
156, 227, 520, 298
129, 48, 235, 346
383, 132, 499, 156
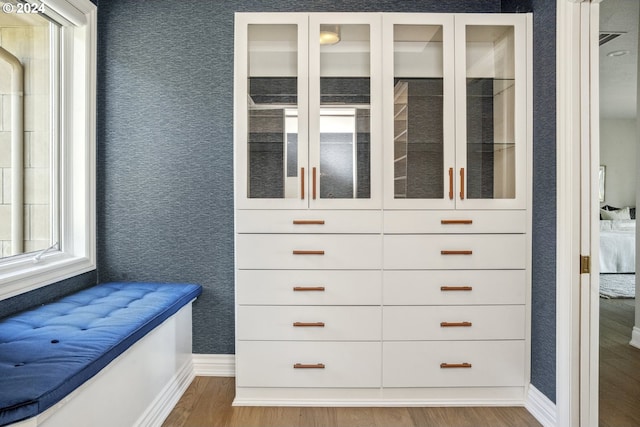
580, 255, 591, 274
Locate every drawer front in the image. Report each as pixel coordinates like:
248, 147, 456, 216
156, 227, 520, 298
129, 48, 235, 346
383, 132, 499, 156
383, 306, 525, 341
383, 341, 525, 387
384, 210, 526, 234
237, 306, 381, 341
237, 234, 382, 270
236, 341, 381, 388
383, 234, 526, 270
237, 210, 382, 234
383, 270, 526, 305
237, 270, 382, 305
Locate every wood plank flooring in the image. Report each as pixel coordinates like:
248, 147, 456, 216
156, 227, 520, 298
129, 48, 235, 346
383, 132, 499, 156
162, 297, 640, 426
599, 297, 640, 427
162, 376, 541, 427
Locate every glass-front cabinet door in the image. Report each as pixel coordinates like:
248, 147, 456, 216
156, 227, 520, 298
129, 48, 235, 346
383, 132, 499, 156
235, 14, 309, 209
235, 13, 381, 209
455, 14, 527, 210
383, 14, 527, 210
308, 15, 381, 209
383, 14, 455, 209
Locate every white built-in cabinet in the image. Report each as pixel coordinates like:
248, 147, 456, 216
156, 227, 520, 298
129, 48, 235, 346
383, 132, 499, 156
234, 12, 531, 406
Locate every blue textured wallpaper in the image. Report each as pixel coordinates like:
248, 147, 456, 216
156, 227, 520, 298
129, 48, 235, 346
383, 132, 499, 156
0, 271, 96, 319
530, 0, 557, 403
92, 0, 556, 402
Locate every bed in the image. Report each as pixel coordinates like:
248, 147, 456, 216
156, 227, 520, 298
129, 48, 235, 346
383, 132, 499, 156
600, 206, 636, 274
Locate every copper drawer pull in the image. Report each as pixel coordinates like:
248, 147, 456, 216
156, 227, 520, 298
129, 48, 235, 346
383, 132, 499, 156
312, 167, 317, 200
293, 250, 325, 255
441, 363, 472, 369
441, 250, 472, 255
293, 322, 325, 327
460, 168, 465, 200
440, 219, 473, 225
293, 219, 325, 225
294, 363, 325, 369
440, 286, 473, 291
293, 286, 325, 292
448, 167, 453, 200
440, 321, 472, 327
301, 167, 305, 199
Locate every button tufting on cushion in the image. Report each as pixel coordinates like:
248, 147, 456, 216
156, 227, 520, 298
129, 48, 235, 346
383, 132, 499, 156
0, 282, 202, 426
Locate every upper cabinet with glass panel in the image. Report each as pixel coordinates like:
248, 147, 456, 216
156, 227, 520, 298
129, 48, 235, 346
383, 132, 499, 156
383, 14, 528, 210
235, 13, 381, 210
456, 15, 527, 210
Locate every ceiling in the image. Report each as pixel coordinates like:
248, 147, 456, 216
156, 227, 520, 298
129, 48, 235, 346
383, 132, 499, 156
600, 0, 639, 119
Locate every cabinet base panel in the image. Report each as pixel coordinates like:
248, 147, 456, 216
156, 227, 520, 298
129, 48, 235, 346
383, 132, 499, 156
233, 387, 526, 407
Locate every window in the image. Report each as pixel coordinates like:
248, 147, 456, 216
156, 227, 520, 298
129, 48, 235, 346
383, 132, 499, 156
0, 0, 96, 299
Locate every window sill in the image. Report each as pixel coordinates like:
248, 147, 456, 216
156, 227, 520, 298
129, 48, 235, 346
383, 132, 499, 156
0, 255, 96, 301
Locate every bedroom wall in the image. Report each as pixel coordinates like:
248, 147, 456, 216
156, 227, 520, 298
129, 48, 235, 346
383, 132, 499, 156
92, 0, 557, 403
600, 118, 638, 208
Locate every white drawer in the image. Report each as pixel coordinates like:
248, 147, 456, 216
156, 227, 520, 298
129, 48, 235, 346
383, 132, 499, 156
237, 210, 382, 234
383, 270, 526, 305
384, 210, 526, 234
383, 341, 525, 387
236, 341, 381, 388
383, 305, 525, 341
237, 306, 381, 341
237, 270, 382, 305
383, 234, 526, 270
237, 234, 382, 270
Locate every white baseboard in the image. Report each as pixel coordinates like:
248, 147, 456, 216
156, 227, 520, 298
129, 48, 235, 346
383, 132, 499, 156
525, 384, 556, 427
135, 359, 195, 427
193, 353, 236, 377
630, 326, 640, 349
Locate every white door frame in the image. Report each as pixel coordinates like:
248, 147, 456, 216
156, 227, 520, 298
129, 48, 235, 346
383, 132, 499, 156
556, 1, 601, 426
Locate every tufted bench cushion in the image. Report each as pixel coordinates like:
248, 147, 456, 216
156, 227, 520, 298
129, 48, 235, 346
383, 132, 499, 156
0, 282, 202, 426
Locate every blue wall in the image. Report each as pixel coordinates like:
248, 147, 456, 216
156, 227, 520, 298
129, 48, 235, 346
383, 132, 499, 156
1, 0, 552, 402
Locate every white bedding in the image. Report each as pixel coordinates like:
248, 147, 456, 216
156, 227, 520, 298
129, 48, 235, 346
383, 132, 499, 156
600, 219, 636, 273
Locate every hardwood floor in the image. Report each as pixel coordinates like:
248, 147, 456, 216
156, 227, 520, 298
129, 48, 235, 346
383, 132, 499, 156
162, 377, 541, 427
600, 297, 640, 427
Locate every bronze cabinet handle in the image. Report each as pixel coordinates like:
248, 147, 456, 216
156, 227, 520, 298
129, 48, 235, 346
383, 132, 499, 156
301, 167, 305, 199
440, 321, 472, 327
292, 219, 325, 225
440, 363, 472, 369
292, 250, 325, 255
460, 167, 465, 200
293, 322, 325, 327
441, 250, 472, 255
294, 363, 325, 369
440, 286, 473, 291
312, 167, 317, 200
448, 167, 454, 200
293, 286, 325, 292
440, 219, 473, 225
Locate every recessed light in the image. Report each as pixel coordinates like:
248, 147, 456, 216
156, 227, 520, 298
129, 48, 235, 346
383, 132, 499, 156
607, 50, 629, 57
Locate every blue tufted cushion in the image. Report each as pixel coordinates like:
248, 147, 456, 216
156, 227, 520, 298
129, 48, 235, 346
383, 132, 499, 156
0, 282, 202, 426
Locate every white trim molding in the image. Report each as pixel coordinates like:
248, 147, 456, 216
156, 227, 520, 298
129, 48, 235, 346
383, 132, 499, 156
526, 385, 557, 427
193, 354, 236, 377
557, 1, 602, 426
134, 359, 195, 427
630, 327, 640, 350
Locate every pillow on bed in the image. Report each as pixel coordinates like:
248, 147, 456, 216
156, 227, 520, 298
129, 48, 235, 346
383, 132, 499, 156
601, 206, 631, 220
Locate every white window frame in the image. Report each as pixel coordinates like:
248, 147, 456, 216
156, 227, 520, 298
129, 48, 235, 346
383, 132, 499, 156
0, 0, 96, 300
